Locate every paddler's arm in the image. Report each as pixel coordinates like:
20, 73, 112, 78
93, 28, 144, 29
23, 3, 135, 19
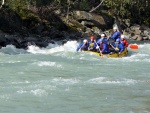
118, 44, 124, 54
76, 43, 83, 51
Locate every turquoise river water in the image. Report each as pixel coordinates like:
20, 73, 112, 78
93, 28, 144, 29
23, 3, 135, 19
0, 41, 150, 113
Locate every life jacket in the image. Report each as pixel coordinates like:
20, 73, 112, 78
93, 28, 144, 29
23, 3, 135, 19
101, 38, 110, 52
89, 43, 94, 48
111, 31, 121, 41
123, 39, 128, 47
88, 41, 96, 51
102, 38, 108, 44
120, 39, 128, 47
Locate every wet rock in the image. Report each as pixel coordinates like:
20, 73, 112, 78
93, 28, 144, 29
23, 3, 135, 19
143, 36, 149, 40
73, 11, 93, 20
72, 10, 113, 31
130, 25, 141, 35
132, 35, 138, 40
143, 30, 150, 36
81, 21, 94, 27
123, 19, 130, 27
137, 35, 143, 41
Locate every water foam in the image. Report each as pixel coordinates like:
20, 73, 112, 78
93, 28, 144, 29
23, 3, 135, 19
27, 41, 78, 55
87, 77, 137, 85
52, 77, 80, 85
17, 89, 48, 97
0, 45, 26, 55
35, 61, 62, 68
30, 89, 48, 96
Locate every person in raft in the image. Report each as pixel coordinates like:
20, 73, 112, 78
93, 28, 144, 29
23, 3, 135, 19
88, 36, 97, 52
109, 26, 121, 44
120, 35, 129, 48
113, 38, 124, 54
96, 34, 110, 54
96, 34, 104, 47
76, 39, 89, 51
109, 27, 121, 47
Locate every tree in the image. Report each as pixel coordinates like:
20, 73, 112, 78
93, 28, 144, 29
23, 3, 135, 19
89, 0, 105, 13
0, 0, 5, 8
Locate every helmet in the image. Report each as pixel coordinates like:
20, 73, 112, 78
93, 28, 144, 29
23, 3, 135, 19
113, 26, 118, 30
83, 39, 88, 43
90, 36, 95, 40
101, 34, 105, 37
121, 35, 125, 39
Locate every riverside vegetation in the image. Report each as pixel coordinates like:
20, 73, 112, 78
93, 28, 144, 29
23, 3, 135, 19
0, 0, 149, 49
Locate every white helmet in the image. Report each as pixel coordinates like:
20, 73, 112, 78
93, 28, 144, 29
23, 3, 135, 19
121, 35, 125, 39
83, 39, 88, 43
113, 26, 118, 30
101, 34, 105, 37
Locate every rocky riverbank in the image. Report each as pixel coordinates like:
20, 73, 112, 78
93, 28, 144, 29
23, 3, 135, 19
0, 8, 149, 49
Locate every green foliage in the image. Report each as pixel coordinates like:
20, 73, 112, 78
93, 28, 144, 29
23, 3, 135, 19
79, 0, 91, 11
5, 0, 150, 26
103, 0, 150, 26
36, 0, 55, 7
6, 0, 27, 10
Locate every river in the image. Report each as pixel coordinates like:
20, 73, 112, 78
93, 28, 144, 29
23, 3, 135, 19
0, 41, 150, 113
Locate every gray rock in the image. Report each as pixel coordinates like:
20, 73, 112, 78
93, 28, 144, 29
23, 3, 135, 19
132, 35, 138, 40
144, 30, 150, 36
143, 36, 149, 40
137, 35, 143, 41
148, 35, 150, 40
73, 11, 93, 20
81, 21, 94, 26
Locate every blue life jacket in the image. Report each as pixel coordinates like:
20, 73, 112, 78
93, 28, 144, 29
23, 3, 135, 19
110, 31, 121, 41
96, 38, 103, 45
101, 38, 110, 53
113, 42, 124, 52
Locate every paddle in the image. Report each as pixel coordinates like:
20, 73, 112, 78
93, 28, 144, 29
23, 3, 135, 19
94, 40, 104, 57
94, 41, 101, 52
129, 44, 138, 50
109, 43, 119, 51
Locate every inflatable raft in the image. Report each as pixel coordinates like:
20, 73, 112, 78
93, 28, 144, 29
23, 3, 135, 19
85, 48, 128, 58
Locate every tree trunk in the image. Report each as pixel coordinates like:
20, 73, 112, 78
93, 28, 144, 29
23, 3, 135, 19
114, 16, 122, 33
0, 0, 4, 9
77, 0, 81, 9
66, 0, 70, 24
89, 0, 105, 13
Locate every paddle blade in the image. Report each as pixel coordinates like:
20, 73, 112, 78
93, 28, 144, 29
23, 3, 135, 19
129, 44, 138, 49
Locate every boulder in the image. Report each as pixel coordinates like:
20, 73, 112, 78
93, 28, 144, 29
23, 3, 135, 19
132, 35, 138, 40
148, 35, 150, 40
137, 35, 143, 41
73, 11, 93, 20
143, 36, 149, 40
143, 30, 150, 36
130, 25, 142, 34
73, 11, 113, 30
123, 19, 130, 27
81, 21, 94, 27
